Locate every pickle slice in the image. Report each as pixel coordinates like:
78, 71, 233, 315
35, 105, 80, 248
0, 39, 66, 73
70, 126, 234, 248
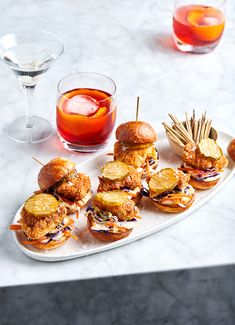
198, 138, 222, 160
149, 168, 178, 195
101, 161, 130, 180
94, 190, 130, 207
24, 193, 59, 217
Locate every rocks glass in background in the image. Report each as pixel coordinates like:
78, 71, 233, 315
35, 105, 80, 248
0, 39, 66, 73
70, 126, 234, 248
173, 0, 226, 54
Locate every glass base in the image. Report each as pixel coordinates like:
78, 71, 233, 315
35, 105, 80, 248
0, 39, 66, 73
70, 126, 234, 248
173, 34, 219, 54
5, 116, 53, 144
59, 135, 108, 153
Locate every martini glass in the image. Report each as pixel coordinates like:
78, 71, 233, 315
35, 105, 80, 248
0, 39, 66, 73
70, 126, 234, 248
0, 31, 64, 143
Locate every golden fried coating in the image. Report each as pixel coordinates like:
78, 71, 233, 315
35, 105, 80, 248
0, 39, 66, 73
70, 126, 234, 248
20, 205, 67, 239
114, 142, 158, 168
182, 143, 228, 171
55, 173, 91, 201
98, 169, 142, 192
175, 170, 190, 188
93, 198, 139, 221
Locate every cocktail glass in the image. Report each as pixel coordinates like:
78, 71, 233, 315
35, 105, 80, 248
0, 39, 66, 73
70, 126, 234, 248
0, 31, 64, 143
56, 72, 117, 152
173, 0, 226, 54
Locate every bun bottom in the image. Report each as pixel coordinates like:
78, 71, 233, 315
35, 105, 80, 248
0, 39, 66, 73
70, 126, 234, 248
33, 235, 69, 250
152, 195, 195, 213
189, 178, 219, 190
87, 215, 132, 242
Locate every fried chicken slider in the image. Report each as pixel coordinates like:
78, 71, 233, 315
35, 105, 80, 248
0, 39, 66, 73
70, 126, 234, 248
98, 161, 143, 204
181, 138, 228, 190
38, 157, 91, 213
114, 121, 158, 177
10, 193, 76, 249
86, 190, 139, 242
148, 168, 195, 213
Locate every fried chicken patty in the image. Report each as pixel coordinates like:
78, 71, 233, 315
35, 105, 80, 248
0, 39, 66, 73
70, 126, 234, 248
55, 173, 91, 201
175, 170, 191, 188
182, 143, 228, 171
20, 205, 67, 239
92, 198, 138, 221
97, 169, 142, 192
114, 142, 158, 168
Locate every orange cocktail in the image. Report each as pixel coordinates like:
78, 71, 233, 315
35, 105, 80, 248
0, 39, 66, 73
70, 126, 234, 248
173, 1, 226, 53
56, 73, 117, 152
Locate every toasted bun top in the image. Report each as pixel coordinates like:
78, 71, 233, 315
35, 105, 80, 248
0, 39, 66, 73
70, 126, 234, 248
116, 121, 157, 144
38, 157, 76, 191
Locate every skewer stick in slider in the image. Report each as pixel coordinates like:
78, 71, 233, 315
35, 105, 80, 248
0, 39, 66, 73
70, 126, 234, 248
32, 157, 44, 166
136, 96, 140, 121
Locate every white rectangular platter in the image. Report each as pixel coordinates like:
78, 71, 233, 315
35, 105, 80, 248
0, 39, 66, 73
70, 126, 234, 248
12, 131, 235, 262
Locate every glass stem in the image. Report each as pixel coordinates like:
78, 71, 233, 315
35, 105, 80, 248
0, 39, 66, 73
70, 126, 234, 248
23, 85, 35, 128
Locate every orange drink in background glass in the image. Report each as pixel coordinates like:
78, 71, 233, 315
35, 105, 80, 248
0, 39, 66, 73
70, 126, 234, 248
173, 0, 226, 53
57, 72, 117, 152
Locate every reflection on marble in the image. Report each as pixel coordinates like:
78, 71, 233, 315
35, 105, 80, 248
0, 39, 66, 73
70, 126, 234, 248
0, 0, 235, 287
1, 265, 235, 325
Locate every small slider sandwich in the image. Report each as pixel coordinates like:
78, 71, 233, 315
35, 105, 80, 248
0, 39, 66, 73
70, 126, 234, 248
86, 190, 140, 242
98, 161, 143, 204
38, 157, 92, 213
181, 138, 228, 190
10, 193, 77, 249
114, 121, 158, 177
148, 168, 195, 213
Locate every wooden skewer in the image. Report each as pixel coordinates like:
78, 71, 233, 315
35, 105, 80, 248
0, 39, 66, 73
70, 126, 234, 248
165, 127, 185, 145
163, 111, 213, 148
205, 119, 212, 138
200, 118, 205, 142
32, 157, 44, 166
185, 112, 192, 139
167, 131, 184, 146
136, 96, 140, 121
169, 114, 194, 143
162, 122, 187, 144
196, 119, 202, 144
193, 120, 198, 142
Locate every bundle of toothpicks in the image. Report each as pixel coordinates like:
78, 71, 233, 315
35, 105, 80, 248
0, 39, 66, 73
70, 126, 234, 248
162, 110, 212, 146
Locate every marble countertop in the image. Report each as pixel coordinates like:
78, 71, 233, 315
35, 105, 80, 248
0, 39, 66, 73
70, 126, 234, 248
0, 0, 235, 287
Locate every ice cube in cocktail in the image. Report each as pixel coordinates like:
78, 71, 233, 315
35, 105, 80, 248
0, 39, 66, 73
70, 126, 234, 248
63, 95, 99, 116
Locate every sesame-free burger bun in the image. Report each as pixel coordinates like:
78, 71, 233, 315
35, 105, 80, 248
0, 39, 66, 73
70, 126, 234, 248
116, 121, 157, 144
38, 157, 76, 191
152, 195, 195, 213
33, 235, 70, 250
87, 214, 132, 242
189, 177, 220, 190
